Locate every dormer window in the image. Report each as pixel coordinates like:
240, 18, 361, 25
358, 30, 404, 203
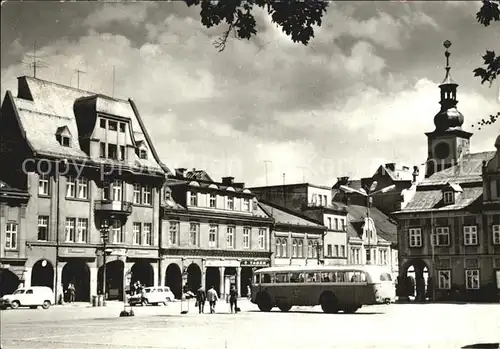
139, 150, 147, 159
135, 141, 149, 160
108, 121, 118, 131
55, 126, 72, 147
443, 191, 454, 204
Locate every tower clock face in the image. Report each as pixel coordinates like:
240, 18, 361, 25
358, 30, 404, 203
434, 142, 450, 159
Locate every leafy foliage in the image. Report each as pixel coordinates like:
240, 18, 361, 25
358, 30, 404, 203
185, 0, 328, 52
474, 1, 500, 128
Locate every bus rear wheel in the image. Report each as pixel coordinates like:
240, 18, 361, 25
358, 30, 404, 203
343, 305, 359, 314
257, 293, 273, 312
320, 292, 339, 314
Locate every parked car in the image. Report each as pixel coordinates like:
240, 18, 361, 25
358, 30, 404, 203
0, 286, 54, 310
128, 286, 175, 306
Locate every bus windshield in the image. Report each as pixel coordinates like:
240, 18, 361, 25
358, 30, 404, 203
380, 273, 392, 281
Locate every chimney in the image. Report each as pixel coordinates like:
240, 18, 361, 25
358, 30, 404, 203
175, 168, 187, 177
385, 163, 396, 172
338, 176, 349, 185
233, 182, 245, 189
222, 176, 235, 186
412, 165, 420, 183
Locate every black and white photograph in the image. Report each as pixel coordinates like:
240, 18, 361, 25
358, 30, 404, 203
0, 0, 499, 348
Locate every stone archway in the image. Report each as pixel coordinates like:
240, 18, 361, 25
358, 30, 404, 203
186, 263, 201, 292
399, 259, 430, 302
0, 269, 21, 297
31, 259, 54, 290
131, 261, 154, 287
62, 260, 91, 302
165, 263, 182, 299
205, 267, 220, 295
98, 260, 124, 301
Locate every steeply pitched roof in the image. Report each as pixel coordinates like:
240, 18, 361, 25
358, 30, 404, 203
399, 187, 483, 212
7, 76, 169, 174
258, 201, 325, 229
345, 204, 397, 243
185, 170, 213, 182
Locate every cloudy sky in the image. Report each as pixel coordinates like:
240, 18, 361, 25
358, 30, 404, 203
1, 1, 499, 186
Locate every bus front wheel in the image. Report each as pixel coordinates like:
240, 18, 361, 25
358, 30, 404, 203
277, 301, 292, 312
320, 292, 338, 314
257, 293, 273, 312
343, 305, 359, 314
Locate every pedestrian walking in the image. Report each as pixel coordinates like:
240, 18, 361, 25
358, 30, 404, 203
196, 287, 206, 314
69, 283, 76, 303
206, 286, 218, 314
229, 285, 238, 313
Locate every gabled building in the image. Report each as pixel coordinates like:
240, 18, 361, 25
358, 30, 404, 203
249, 183, 348, 265
393, 43, 500, 302
160, 169, 273, 298
0, 76, 168, 301
258, 200, 325, 267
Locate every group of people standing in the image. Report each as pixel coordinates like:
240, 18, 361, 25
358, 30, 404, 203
195, 284, 244, 314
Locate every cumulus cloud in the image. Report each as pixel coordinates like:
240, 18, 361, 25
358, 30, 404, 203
1, 1, 498, 187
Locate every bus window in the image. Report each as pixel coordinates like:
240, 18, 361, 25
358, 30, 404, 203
290, 272, 302, 283
254, 274, 260, 284
380, 273, 392, 282
275, 273, 289, 283
298, 273, 305, 283
305, 272, 317, 283
262, 273, 272, 283
336, 271, 347, 282
321, 272, 331, 282
349, 271, 367, 282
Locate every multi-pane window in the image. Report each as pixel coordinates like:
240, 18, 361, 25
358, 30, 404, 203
281, 239, 288, 257
120, 146, 125, 161
327, 218, 332, 229
292, 240, 298, 258
276, 238, 283, 257
143, 223, 152, 246
108, 121, 118, 131
38, 174, 49, 195
76, 218, 88, 243
379, 249, 388, 265
169, 221, 179, 245
133, 222, 142, 245
133, 184, 141, 204
334, 245, 339, 257
438, 270, 451, 289
432, 227, 450, 246
463, 226, 478, 245
100, 118, 106, 128
258, 228, 265, 249
242, 227, 250, 248
5, 223, 18, 249
189, 223, 199, 246
298, 240, 303, 258
340, 245, 345, 257
350, 247, 360, 264
142, 186, 152, 205
209, 224, 218, 247
226, 226, 235, 248
37, 216, 49, 241
209, 193, 216, 208
111, 219, 124, 243
66, 176, 76, 197
189, 192, 197, 206
66, 177, 88, 199
465, 269, 480, 289
492, 225, 500, 244
409, 228, 422, 247
119, 122, 126, 132
103, 180, 122, 201
334, 218, 339, 230
308, 241, 314, 258
327, 244, 332, 257
77, 177, 88, 199
65, 218, 76, 242
443, 191, 454, 204
139, 149, 147, 159
227, 197, 234, 210
99, 142, 106, 158
243, 198, 250, 212
108, 144, 118, 159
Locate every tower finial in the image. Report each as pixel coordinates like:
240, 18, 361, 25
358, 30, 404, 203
444, 40, 451, 69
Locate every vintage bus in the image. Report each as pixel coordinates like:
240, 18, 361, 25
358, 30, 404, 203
251, 265, 395, 314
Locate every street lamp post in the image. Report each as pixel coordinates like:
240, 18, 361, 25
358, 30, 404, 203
340, 182, 395, 265
100, 220, 110, 306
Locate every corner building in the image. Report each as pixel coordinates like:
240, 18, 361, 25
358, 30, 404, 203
160, 169, 273, 298
0, 76, 168, 301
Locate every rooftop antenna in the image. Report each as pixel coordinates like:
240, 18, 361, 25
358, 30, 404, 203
22, 40, 49, 78
263, 160, 272, 186
112, 65, 116, 97
75, 68, 86, 89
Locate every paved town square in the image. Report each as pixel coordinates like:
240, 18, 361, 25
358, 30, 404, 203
1, 300, 500, 349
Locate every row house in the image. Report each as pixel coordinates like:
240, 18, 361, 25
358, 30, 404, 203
393, 43, 500, 302
258, 200, 325, 267
160, 169, 273, 298
0, 76, 168, 302
249, 183, 348, 265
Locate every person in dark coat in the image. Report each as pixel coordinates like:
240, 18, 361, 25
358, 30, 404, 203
196, 287, 206, 314
229, 285, 238, 313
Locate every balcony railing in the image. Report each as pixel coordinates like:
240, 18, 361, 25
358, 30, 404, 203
94, 200, 133, 215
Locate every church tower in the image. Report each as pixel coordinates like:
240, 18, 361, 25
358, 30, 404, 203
425, 40, 473, 178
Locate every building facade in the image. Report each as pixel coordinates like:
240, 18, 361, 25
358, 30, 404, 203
160, 170, 273, 298
249, 183, 348, 265
393, 44, 500, 302
0, 76, 168, 302
258, 200, 325, 267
